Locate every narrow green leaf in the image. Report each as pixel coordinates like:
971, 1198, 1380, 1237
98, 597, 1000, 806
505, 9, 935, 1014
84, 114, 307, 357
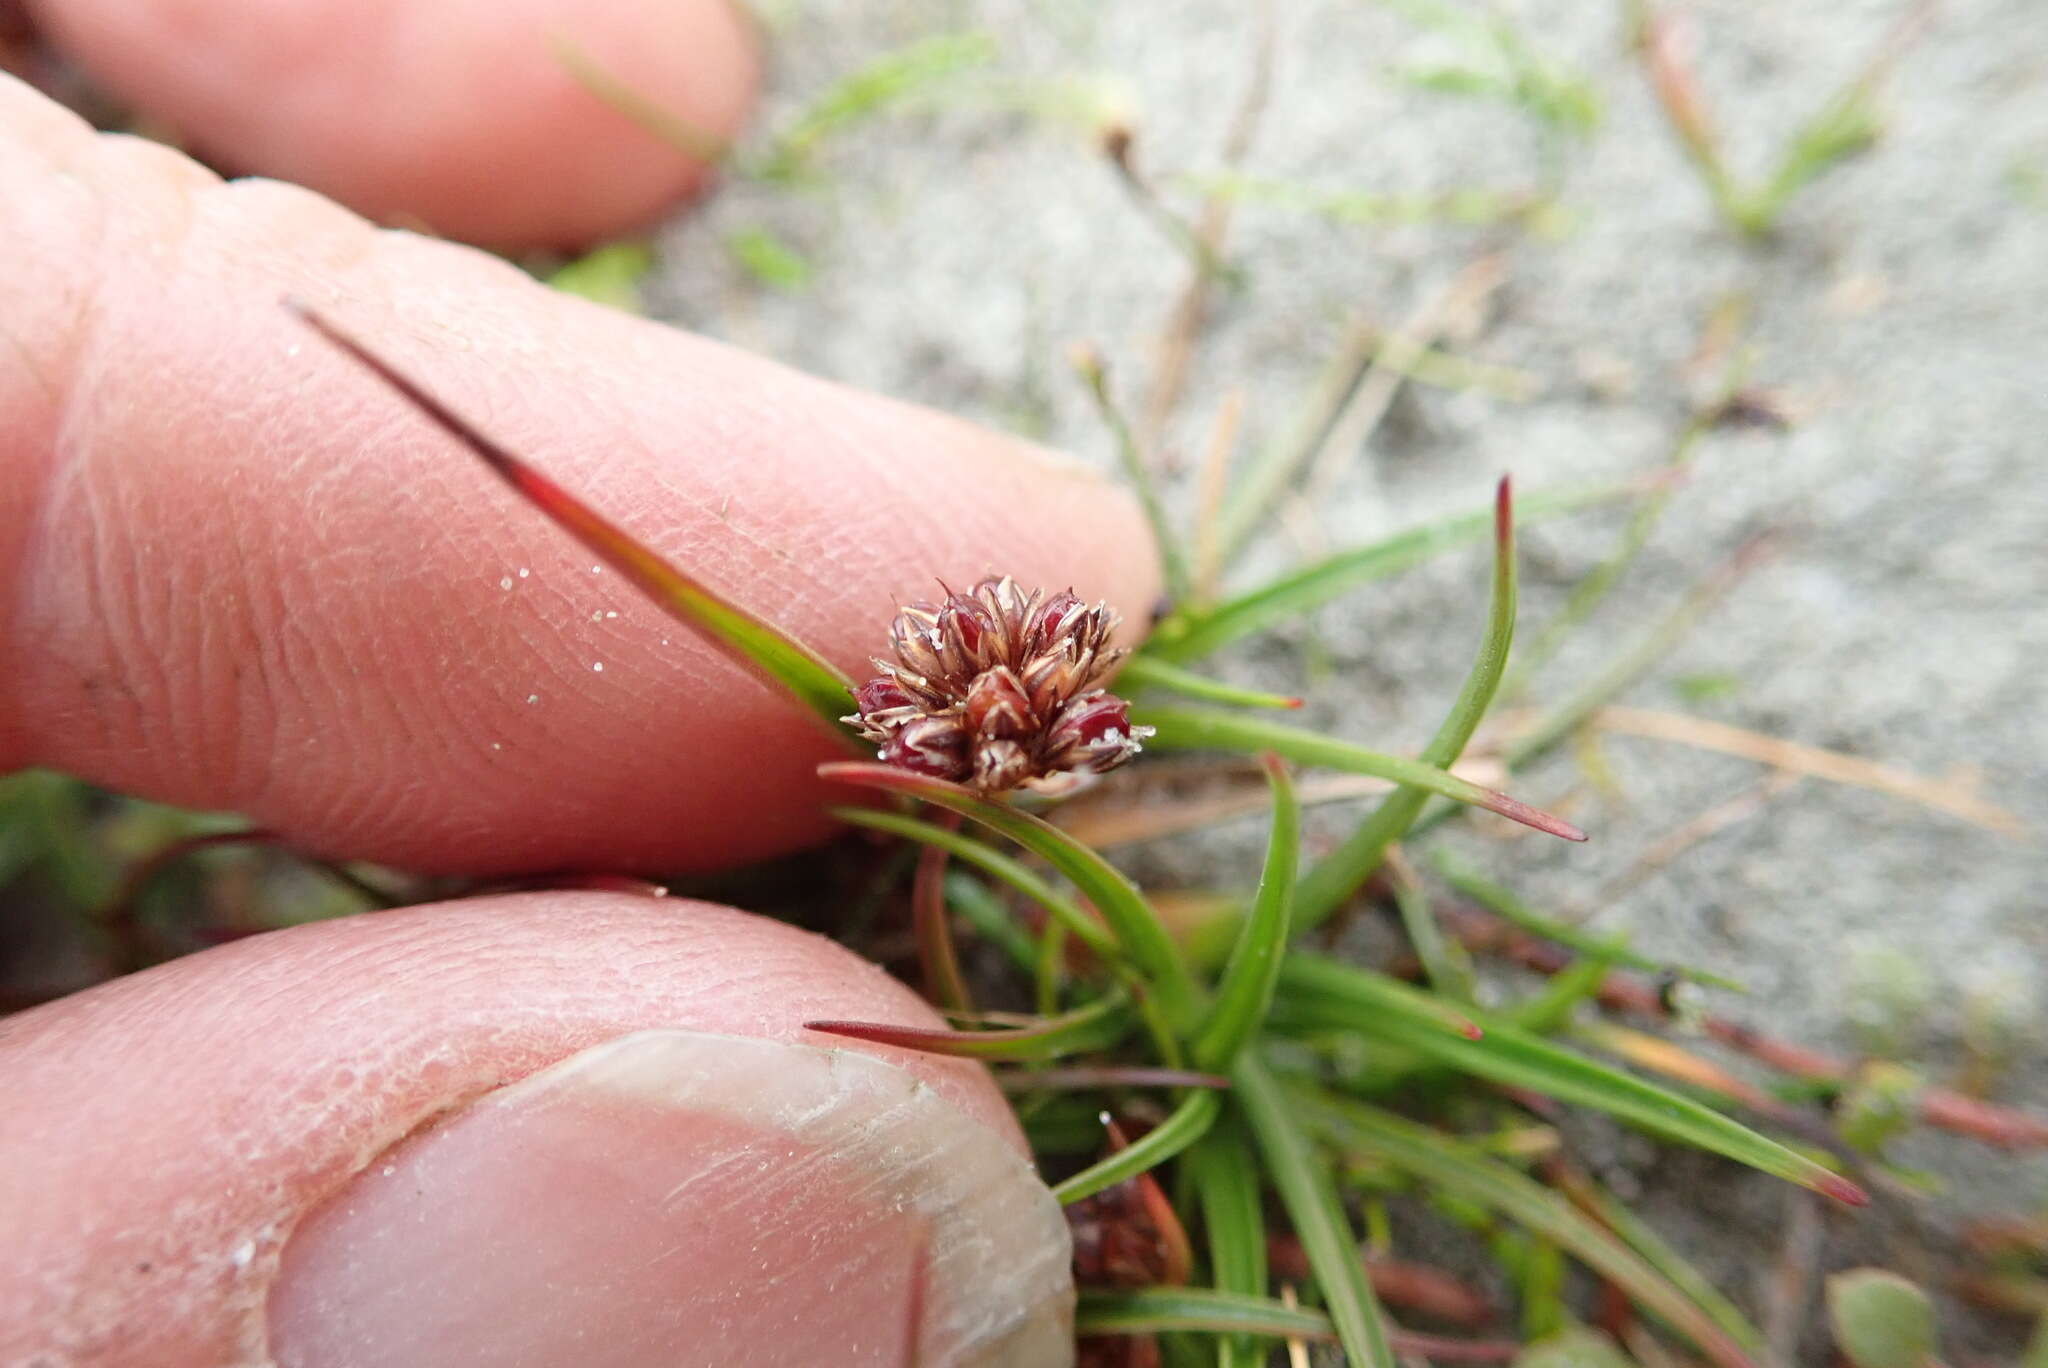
1233, 1052, 1396, 1367
1076, 1287, 1330, 1339
1387, 846, 1477, 1002
1301, 1087, 1762, 1368
762, 32, 997, 176
804, 990, 1131, 1062
287, 302, 860, 741
819, 764, 1201, 1029
910, 823, 971, 1014
1509, 951, 1616, 1036
1435, 853, 1743, 991
833, 807, 1119, 961
1294, 476, 1524, 930
1277, 955, 1865, 1206
1117, 654, 1303, 711
1185, 1120, 1271, 1368
1054, 1089, 1222, 1205
1192, 755, 1300, 1070
1073, 345, 1192, 603
1549, 1165, 1765, 1353
1138, 702, 1584, 844
1144, 477, 1630, 664
941, 871, 1038, 974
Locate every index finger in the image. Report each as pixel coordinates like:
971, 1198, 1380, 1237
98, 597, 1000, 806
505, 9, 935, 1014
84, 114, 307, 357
0, 76, 1161, 873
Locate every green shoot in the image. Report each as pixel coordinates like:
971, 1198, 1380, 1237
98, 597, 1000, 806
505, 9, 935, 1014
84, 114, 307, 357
1234, 1052, 1397, 1367
1277, 956, 1865, 1205
286, 301, 862, 742
1292, 476, 1525, 929
1191, 755, 1299, 1071
1116, 655, 1301, 711
1071, 344, 1193, 604
1054, 1089, 1223, 1206
1137, 705, 1583, 843
818, 764, 1202, 1030
1302, 1088, 1766, 1368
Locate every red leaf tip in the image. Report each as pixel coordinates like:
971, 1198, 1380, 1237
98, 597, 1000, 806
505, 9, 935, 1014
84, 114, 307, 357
1817, 1173, 1870, 1207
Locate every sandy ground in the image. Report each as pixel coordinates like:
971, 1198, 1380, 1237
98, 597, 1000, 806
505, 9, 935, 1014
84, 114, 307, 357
652, 0, 2047, 1357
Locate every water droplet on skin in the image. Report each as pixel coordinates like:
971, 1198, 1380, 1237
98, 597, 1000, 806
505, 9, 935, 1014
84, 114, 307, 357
605, 610, 618, 619
591, 610, 604, 622
499, 577, 513, 590
518, 567, 530, 579
526, 694, 539, 704
592, 565, 603, 574
490, 742, 503, 751
592, 662, 604, 672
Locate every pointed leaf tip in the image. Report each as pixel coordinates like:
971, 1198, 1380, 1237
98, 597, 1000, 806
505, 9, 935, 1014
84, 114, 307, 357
1482, 789, 1588, 841
1818, 1173, 1870, 1208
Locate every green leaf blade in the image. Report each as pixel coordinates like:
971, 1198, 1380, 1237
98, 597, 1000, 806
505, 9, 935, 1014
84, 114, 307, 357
1278, 954, 1865, 1205
1053, 1088, 1222, 1205
1294, 475, 1525, 928
1137, 702, 1584, 844
1192, 755, 1300, 1071
287, 301, 859, 741
1301, 1088, 1763, 1368
1233, 1053, 1396, 1367
819, 764, 1202, 1029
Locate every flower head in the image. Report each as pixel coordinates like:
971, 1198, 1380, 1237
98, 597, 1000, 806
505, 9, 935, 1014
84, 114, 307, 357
846, 576, 1152, 795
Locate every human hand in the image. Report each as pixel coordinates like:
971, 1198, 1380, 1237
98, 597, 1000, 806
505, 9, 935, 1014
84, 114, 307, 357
0, 19, 1158, 1365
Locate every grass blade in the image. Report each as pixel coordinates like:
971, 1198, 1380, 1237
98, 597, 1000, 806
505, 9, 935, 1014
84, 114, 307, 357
1546, 1161, 1766, 1354
1293, 475, 1524, 930
833, 807, 1119, 961
1076, 1288, 1330, 1339
1118, 655, 1303, 711
1138, 703, 1583, 844
1386, 844, 1477, 1002
940, 871, 1038, 974
1192, 755, 1300, 1070
1072, 345, 1193, 603
1276, 954, 1865, 1205
1435, 852, 1743, 992
1185, 1120, 1271, 1368
1233, 1052, 1397, 1367
910, 816, 971, 1013
819, 763, 1202, 1029
287, 301, 860, 740
1300, 1087, 1764, 1368
1054, 1088, 1223, 1205
1144, 477, 1630, 664
805, 991, 1132, 1062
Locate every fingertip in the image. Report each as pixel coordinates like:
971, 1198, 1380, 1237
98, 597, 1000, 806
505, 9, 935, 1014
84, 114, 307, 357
30, 0, 761, 248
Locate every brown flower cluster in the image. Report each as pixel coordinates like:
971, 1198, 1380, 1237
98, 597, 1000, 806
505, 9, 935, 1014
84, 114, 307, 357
846, 576, 1152, 795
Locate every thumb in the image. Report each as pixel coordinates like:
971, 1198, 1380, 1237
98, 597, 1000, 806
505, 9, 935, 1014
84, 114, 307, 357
0, 894, 1073, 1367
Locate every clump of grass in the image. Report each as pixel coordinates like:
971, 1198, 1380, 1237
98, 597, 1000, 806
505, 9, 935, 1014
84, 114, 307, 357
1626, 0, 1937, 239
283, 304, 1907, 1364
